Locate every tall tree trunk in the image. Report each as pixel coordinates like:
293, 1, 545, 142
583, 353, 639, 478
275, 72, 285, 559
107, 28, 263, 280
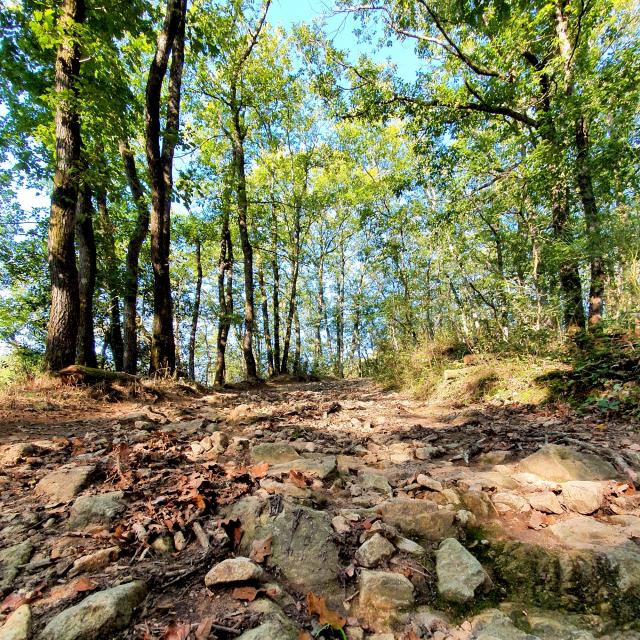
96, 188, 124, 370
294, 302, 301, 374
336, 239, 345, 378
215, 201, 233, 386
120, 140, 149, 374
188, 236, 202, 380
271, 209, 281, 375
258, 267, 274, 377
575, 117, 605, 325
230, 105, 258, 379
44, 0, 85, 371
280, 206, 301, 373
313, 254, 324, 368
145, 0, 186, 375
75, 185, 97, 367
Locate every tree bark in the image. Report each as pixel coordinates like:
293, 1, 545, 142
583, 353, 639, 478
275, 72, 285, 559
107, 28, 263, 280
96, 188, 124, 370
294, 302, 301, 374
280, 207, 301, 373
258, 267, 274, 376
44, 0, 85, 371
336, 238, 345, 378
145, 0, 186, 375
215, 200, 233, 386
230, 104, 258, 379
75, 185, 97, 367
120, 140, 149, 374
271, 209, 281, 375
188, 235, 202, 380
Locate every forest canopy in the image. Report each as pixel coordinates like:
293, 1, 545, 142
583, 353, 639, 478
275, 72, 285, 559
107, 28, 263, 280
0, 0, 639, 385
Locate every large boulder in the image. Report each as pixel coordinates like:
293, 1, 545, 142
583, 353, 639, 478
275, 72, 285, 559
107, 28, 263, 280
436, 538, 490, 603
470, 610, 538, 640
374, 498, 457, 544
517, 445, 617, 483
38, 581, 147, 640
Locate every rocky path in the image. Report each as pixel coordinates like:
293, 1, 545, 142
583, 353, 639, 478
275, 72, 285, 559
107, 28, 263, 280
1, 378, 640, 640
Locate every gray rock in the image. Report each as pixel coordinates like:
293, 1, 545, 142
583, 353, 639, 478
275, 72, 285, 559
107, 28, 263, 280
0, 541, 33, 594
560, 481, 605, 514
209, 432, 229, 452
375, 498, 457, 544
205, 557, 265, 586
268, 455, 337, 479
161, 418, 205, 434
355, 533, 395, 568
35, 465, 96, 503
415, 446, 438, 460
527, 491, 563, 515
359, 570, 414, 611
236, 600, 298, 640
518, 445, 617, 482
69, 547, 120, 577
492, 492, 531, 514
68, 492, 125, 530
548, 515, 628, 549
395, 537, 426, 556
0, 443, 40, 467
0, 604, 31, 640
416, 474, 443, 492
526, 610, 596, 639
357, 471, 392, 495
39, 581, 147, 640
471, 609, 538, 640
251, 443, 299, 465
436, 538, 490, 603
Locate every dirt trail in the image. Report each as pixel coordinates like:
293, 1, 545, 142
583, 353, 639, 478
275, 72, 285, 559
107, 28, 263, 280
1, 378, 639, 639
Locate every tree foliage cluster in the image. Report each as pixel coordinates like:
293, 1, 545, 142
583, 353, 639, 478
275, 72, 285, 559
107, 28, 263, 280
0, 0, 638, 384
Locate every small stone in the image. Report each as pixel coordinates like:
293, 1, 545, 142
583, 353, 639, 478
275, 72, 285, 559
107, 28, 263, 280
357, 471, 392, 495
35, 465, 96, 503
68, 492, 125, 530
395, 537, 426, 556
528, 491, 564, 514
39, 581, 147, 640
0, 443, 40, 467
415, 446, 437, 460
436, 538, 490, 603
69, 547, 120, 577
251, 443, 299, 465
133, 420, 153, 431
0, 541, 33, 593
369, 635, 394, 640
204, 557, 264, 587
190, 442, 204, 455
332, 515, 351, 534
355, 533, 395, 568
0, 604, 31, 640
417, 474, 444, 492
163, 418, 205, 434
561, 481, 605, 514
375, 498, 457, 544
492, 492, 531, 513
359, 569, 414, 611
345, 627, 364, 640
174, 531, 186, 551
151, 535, 174, 555
455, 509, 477, 527
209, 432, 229, 452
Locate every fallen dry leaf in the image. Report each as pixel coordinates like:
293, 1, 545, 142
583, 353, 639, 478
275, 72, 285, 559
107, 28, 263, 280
249, 535, 272, 563
306, 592, 346, 629
288, 469, 309, 488
298, 632, 314, 640
0, 592, 28, 613
232, 586, 259, 602
161, 621, 191, 640
250, 462, 270, 478
195, 617, 214, 640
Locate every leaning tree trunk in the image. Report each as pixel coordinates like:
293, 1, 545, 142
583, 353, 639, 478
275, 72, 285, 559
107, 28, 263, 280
145, 0, 186, 375
230, 105, 258, 380
188, 235, 202, 380
75, 185, 97, 367
215, 203, 233, 386
44, 0, 85, 371
120, 140, 149, 374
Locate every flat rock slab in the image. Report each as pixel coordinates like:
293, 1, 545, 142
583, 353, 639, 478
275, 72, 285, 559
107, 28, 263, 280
436, 538, 490, 603
268, 455, 337, 479
355, 533, 395, 568
205, 557, 264, 587
35, 465, 96, 503
374, 498, 457, 544
517, 445, 618, 483
0, 604, 31, 640
359, 570, 414, 611
548, 516, 629, 549
39, 581, 147, 640
471, 610, 537, 640
251, 443, 299, 465
68, 492, 125, 530
527, 491, 563, 515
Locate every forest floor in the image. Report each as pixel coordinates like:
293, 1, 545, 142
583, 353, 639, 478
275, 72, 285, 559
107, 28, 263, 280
1, 374, 640, 640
